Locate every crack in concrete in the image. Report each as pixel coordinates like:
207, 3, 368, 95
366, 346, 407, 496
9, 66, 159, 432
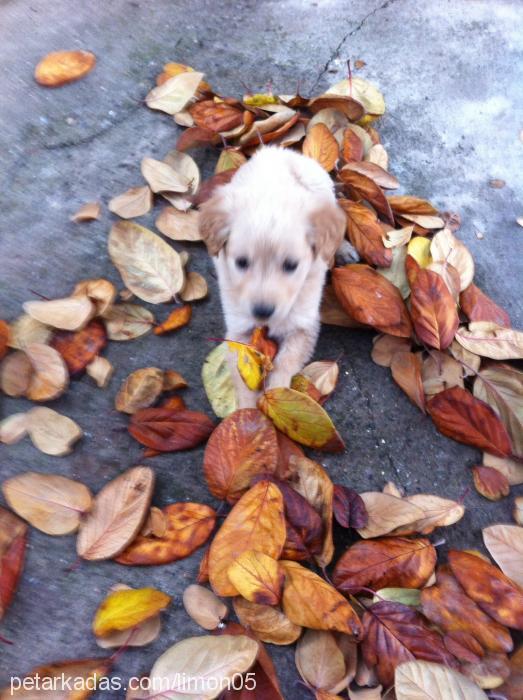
310, 0, 399, 92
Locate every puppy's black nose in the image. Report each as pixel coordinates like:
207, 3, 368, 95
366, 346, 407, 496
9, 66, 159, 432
252, 303, 275, 320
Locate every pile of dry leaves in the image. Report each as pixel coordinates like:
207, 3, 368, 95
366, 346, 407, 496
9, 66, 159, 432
0, 54, 522, 699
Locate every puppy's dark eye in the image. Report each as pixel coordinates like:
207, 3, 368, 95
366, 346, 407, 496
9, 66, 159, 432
282, 258, 298, 273
235, 256, 250, 270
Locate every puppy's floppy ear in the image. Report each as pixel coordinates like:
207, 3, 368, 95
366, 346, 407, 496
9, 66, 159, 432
198, 192, 230, 256
308, 201, 347, 265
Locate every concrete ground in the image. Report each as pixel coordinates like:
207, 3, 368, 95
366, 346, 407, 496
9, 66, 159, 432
1, 0, 522, 696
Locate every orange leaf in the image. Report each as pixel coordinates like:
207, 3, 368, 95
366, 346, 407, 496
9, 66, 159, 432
0, 320, 9, 360
153, 305, 192, 335
115, 503, 216, 565
332, 264, 412, 337
0, 507, 27, 620
460, 283, 511, 328
333, 537, 436, 593
409, 264, 459, 349
339, 200, 392, 267
129, 408, 214, 451
449, 550, 523, 630
250, 326, 278, 361
208, 480, 286, 596
204, 408, 278, 503
50, 319, 107, 375
390, 351, 425, 412
387, 195, 438, 217
34, 50, 96, 87
472, 465, 510, 500
189, 99, 244, 133
338, 169, 394, 224
227, 550, 284, 605
281, 560, 362, 638
302, 124, 340, 172
427, 386, 513, 457
341, 128, 364, 162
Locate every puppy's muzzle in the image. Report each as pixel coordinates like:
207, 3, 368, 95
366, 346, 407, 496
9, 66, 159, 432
252, 303, 275, 320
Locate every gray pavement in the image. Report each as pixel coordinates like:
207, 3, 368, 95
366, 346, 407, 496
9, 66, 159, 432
0, 0, 522, 697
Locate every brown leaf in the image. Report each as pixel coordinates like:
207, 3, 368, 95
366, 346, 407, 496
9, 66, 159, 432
461, 652, 511, 690
302, 123, 339, 172
473, 465, 511, 501
281, 560, 362, 638
24, 296, 95, 332
102, 303, 155, 341
308, 94, 364, 122
390, 351, 425, 412
71, 201, 101, 223
409, 264, 459, 349
86, 356, 114, 388
50, 319, 107, 375
300, 361, 339, 400
338, 170, 394, 224
183, 584, 228, 630
228, 550, 284, 605
0, 413, 28, 445
333, 484, 368, 529
332, 264, 412, 337
421, 565, 513, 654
204, 409, 278, 503
449, 549, 523, 630
153, 305, 192, 335
390, 494, 465, 535
361, 600, 457, 686
115, 502, 216, 566
27, 406, 82, 456
0, 350, 33, 397
341, 128, 364, 162
77, 466, 154, 561
129, 407, 214, 451
482, 454, 523, 487
0, 320, 9, 360
341, 161, 399, 189
25, 343, 69, 401
156, 207, 201, 242
483, 524, 523, 588
176, 125, 221, 151
497, 645, 523, 700
421, 351, 464, 397
460, 283, 511, 327
189, 99, 244, 132
394, 660, 487, 700
427, 386, 513, 457
233, 597, 301, 645
356, 492, 425, 538
387, 195, 438, 217
371, 334, 411, 367
0, 507, 27, 620
2, 472, 92, 536
339, 200, 392, 267
108, 186, 153, 219
34, 50, 96, 87
333, 537, 436, 594
295, 629, 347, 693
430, 228, 474, 292
115, 367, 164, 414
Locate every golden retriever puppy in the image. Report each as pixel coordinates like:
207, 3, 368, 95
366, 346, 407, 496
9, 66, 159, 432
199, 146, 346, 408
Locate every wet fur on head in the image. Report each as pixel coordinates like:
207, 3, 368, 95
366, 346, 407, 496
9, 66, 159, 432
198, 146, 346, 407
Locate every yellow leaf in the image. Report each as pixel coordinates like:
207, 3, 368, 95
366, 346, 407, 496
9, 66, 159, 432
227, 550, 284, 605
243, 93, 279, 106
407, 236, 432, 268
227, 340, 271, 391
258, 387, 344, 451
93, 587, 171, 637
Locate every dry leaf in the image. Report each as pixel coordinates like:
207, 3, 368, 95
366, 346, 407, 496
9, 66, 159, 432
148, 634, 258, 700
514, 497, 523, 525
156, 207, 201, 241
341, 161, 398, 189
203, 408, 278, 503
115, 367, 164, 413
102, 303, 155, 341
24, 342, 68, 401
86, 356, 113, 388
338, 170, 394, 224
96, 584, 162, 649
301, 360, 339, 398
473, 465, 510, 500
421, 351, 464, 397
109, 185, 153, 219
50, 319, 107, 375
0, 413, 28, 445
208, 480, 286, 596
233, 597, 301, 645
72, 279, 116, 316
258, 387, 344, 452
141, 157, 190, 194
333, 484, 368, 529
395, 660, 487, 700
449, 338, 481, 375
6, 658, 111, 699
382, 225, 413, 248
281, 560, 362, 638
7, 314, 51, 349
409, 265, 459, 350
34, 50, 96, 86
388, 195, 438, 217
356, 492, 425, 538
428, 386, 513, 457
460, 283, 511, 327
0, 507, 27, 620
340, 200, 392, 267
483, 453, 523, 486
367, 143, 388, 170
216, 148, 248, 173
116, 502, 216, 565
0, 351, 33, 397
27, 406, 82, 456
296, 629, 347, 692
430, 228, 475, 291
71, 202, 101, 222
2, 472, 92, 535
180, 271, 208, 301
326, 77, 385, 116
371, 334, 411, 367
390, 351, 425, 411
183, 584, 228, 630
333, 264, 412, 337
456, 323, 523, 360
146, 70, 205, 114
154, 305, 192, 335
483, 524, 523, 588
23, 296, 94, 331
228, 550, 284, 605
77, 466, 154, 560
129, 408, 214, 451
93, 586, 170, 636
302, 123, 339, 171
392, 494, 465, 535
341, 128, 364, 161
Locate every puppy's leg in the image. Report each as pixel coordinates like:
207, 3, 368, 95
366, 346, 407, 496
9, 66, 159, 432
265, 325, 319, 390
226, 331, 260, 409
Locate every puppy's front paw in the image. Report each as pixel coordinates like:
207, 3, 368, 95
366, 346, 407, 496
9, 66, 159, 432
265, 371, 292, 391
335, 239, 361, 265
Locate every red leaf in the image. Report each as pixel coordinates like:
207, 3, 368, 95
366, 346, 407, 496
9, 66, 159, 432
427, 386, 513, 457
472, 465, 510, 500
339, 199, 392, 267
50, 319, 107, 375
176, 126, 220, 152
338, 169, 394, 224
409, 263, 459, 350
0, 507, 27, 619
129, 408, 214, 451
332, 484, 368, 529
460, 283, 511, 327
